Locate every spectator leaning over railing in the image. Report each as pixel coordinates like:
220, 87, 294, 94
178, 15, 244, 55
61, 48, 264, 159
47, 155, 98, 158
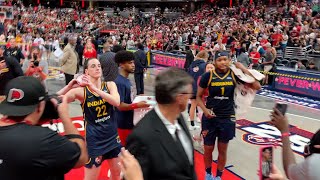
262, 43, 276, 85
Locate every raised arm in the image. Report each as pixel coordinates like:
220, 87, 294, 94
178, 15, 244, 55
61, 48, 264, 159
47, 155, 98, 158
234, 62, 261, 90
63, 87, 84, 104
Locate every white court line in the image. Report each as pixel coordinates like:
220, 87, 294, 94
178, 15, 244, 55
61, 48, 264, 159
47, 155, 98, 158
251, 106, 320, 122
256, 94, 320, 112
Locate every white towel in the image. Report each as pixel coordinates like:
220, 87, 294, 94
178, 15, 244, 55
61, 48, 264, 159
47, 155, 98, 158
230, 64, 265, 119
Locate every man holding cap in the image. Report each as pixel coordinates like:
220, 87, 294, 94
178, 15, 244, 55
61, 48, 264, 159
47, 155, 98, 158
0, 45, 23, 102
0, 76, 88, 180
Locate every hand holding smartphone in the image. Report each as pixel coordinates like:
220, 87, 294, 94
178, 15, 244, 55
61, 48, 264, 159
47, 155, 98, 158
259, 146, 273, 180
275, 102, 288, 115
271, 103, 290, 134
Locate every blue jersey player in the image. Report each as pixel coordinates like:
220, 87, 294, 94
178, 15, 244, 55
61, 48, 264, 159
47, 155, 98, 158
58, 58, 121, 180
197, 52, 261, 180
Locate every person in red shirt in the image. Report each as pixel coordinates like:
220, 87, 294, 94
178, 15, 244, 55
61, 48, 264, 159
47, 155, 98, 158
83, 43, 97, 61
290, 27, 300, 39
260, 36, 269, 50
249, 47, 261, 69
271, 30, 283, 47
281, 19, 288, 27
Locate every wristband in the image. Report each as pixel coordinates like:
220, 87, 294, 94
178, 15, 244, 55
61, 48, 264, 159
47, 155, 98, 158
281, 132, 290, 137
130, 103, 138, 109
65, 134, 85, 141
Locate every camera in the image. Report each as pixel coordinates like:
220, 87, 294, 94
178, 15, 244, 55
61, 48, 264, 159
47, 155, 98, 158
39, 94, 61, 122
33, 54, 39, 67
33, 60, 39, 67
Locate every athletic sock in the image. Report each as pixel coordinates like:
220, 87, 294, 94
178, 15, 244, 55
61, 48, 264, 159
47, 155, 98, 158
190, 121, 195, 126
205, 167, 212, 175
216, 169, 223, 177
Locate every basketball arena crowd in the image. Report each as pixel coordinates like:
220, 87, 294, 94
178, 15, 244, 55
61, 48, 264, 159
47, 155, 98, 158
0, 0, 319, 180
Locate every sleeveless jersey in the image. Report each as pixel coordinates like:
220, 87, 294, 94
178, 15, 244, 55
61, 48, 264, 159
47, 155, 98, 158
82, 82, 121, 156
200, 69, 237, 117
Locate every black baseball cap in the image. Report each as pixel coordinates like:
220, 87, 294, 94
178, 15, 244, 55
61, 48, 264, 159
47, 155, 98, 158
215, 51, 230, 60
0, 76, 46, 116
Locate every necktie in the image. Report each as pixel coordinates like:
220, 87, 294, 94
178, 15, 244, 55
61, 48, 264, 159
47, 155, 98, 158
175, 129, 186, 155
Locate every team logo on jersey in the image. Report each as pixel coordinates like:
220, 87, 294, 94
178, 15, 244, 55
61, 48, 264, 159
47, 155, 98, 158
193, 66, 199, 73
95, 156, 102, 165
7, 88, 24, 102
236, 119, 313, 155
240, 90, 247, 96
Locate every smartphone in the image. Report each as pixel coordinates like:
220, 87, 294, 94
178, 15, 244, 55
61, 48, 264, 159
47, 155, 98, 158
259, 146, 273, 180
275, 103, 288, 115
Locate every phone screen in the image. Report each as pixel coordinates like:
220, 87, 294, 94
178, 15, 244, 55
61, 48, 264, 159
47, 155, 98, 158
275, 103, 288, 115
260, 146, 273, 180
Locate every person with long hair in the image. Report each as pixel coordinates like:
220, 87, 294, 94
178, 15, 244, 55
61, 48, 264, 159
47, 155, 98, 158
197, 52, 261, 180
83, 42, 97, 61
187, 50, 208, 130
57, 58, 121, 180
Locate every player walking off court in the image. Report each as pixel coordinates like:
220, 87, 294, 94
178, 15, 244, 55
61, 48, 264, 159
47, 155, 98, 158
197, 52, 261, 180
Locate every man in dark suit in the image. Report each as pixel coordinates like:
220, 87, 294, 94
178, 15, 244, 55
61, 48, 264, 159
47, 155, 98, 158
133, 43, 147, 95
184, 43, 197, 71
126, 68, 197, 180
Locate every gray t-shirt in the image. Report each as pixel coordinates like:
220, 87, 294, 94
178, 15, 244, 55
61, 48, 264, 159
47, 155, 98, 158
288, 153, 320, 180
264, 52, 274, 64
237, 53, 250, 67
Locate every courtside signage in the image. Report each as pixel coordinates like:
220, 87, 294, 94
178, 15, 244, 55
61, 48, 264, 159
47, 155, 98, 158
257, 88, 320, 110
237, 119, 314, 155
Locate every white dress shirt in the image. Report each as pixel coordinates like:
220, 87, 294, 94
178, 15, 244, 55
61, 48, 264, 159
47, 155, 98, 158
154, 105, 193, 164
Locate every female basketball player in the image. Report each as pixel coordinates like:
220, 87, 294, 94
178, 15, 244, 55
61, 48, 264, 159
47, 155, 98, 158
57, 58, 121, 180
197, 52, 261, 180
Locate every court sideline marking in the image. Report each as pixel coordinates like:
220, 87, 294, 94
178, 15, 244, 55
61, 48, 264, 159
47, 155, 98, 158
250, 106, 320, 122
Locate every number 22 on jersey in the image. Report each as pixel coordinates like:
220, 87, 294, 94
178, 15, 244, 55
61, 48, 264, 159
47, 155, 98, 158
96, 105, 108, 117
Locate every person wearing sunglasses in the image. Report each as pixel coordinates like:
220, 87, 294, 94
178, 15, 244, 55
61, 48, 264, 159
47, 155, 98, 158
271, 108, 320, 180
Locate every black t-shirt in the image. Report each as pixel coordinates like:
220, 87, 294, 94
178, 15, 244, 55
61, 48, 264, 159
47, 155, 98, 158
0, 56, 23, 95
0, 123, 81, 180
4, 48, 25, 63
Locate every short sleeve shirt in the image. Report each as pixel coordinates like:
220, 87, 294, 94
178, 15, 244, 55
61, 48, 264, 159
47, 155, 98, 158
114, 75, 135, 129
0, 123, 80, 180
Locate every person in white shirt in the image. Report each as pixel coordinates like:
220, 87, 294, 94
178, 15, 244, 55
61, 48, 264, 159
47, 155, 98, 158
33, 33, 45, 51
